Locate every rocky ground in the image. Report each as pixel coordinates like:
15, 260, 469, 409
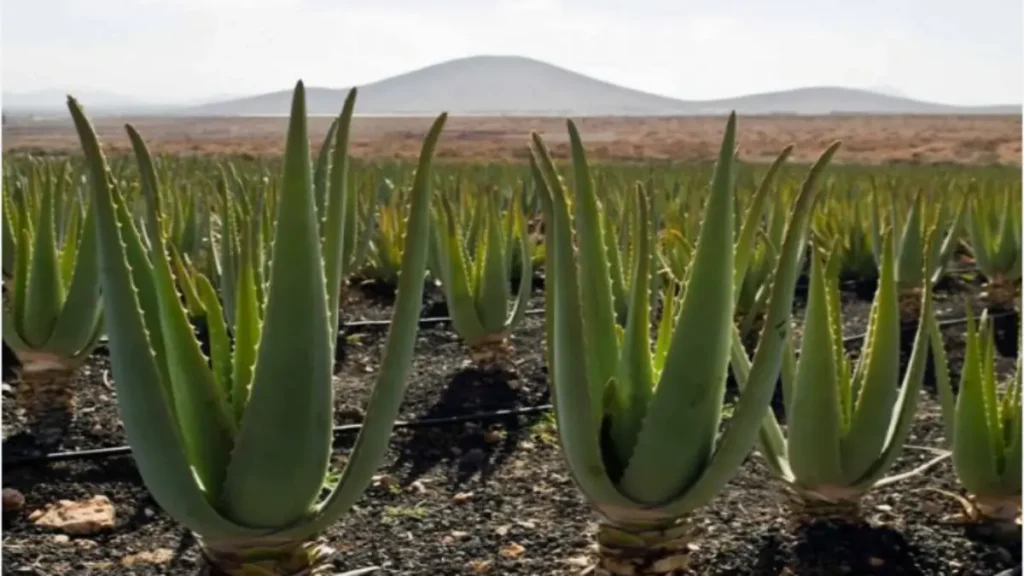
2, 276, 1021, 575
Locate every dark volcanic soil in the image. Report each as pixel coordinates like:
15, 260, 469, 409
2, 276, 1020, 575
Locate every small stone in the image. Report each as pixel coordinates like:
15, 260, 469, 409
495, 525, 509, 536
467, 559, 492, 573
519, 441, 535, 450
651, 553, 690, 572
3, 488, 25, 512
875, 504, 892, 513
121, 548, 174, 566
499, 542, 526, 559
371, 474, 400, 489
338, 407, 365, 421
409, 481, 427, 494
452, 492, 474, 503
483, 430, 504, 444
143, 508, 156, 519
451, 530, 470, 541
2, 383, 13, 395
90, 425, 104, 436
31, 495, 115, 535
868, 557, 884, 567
566, 556, 591, 567
76, 539, 98, 550
993, 547, 1013, 563
53, 535, 70, 544
463, 448, 486, 465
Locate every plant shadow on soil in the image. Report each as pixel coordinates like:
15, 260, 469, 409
387, 366, 549, 488
342, 279, 550, 488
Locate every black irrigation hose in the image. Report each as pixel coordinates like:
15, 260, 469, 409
341, 308, 546, 331
91, 260, 988, 346
4, 405, 555, 467
93, 308, 549, 348
841, 309, 1017, 345
6, 309, 1016, 468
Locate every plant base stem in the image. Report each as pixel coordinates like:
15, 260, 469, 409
467, 336, 514, 372
15, 364, 75, 448
596, 521, 700, 575
898, 287, 923, 327
963, 495, 1021, 545
200, 537, 337, 576
984, 277, 1021, 310
785, 486, 864, 526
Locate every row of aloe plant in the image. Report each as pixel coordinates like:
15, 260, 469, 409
4, 133, 1017, 355
1, 83, 1019, 574
5, 130, 1017, 312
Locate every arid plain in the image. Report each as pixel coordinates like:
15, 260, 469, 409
4, 113, 1021, 165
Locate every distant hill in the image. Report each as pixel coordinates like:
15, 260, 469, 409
6, 56, 1021, 117
2, 90, 176, 116
684, 86, 1019, 116
1, 91, 236, 117
187, 56, 692, 117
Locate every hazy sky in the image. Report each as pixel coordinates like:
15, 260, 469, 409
3, 0, 1021, 106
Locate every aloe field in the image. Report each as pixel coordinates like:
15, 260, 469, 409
1, 84, 1021, 575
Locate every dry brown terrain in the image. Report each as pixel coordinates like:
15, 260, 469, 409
3, 114, 1021, 165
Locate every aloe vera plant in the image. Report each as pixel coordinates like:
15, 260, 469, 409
316, 119, 377, 301
732, 152, 793, 342
656, 146, 793, 341
965, 187, 1021, 309
871, 187, 964, 322
930, 309, 1021, 534
530, 113, 838, 574
69, 84, 446, 575
735, 230, 936, 522
428, 187, 532, 367
812, 184, 879, 284
364, 176, 410, 288
2, 163, 104, 446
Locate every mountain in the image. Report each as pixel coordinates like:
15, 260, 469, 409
687, 86, 1019, 116
6, 57, 1020, 117
187, 56, 691, 117
185, 56, 1019, 117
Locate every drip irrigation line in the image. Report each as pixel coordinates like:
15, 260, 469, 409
93, 308, 548, 348
840, 309, 1017, 346
87, 260, 991, 348
8, 309, 1016, 468
3, 404, 555, 467
341, 308, 546, 330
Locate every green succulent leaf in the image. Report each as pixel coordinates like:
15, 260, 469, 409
127, 124, 237, 505
220, 82, 335, 528
280, 110, 448, 542
69, 97, 254, 539
620, 114, 737, 504
22, 174, 64, 347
